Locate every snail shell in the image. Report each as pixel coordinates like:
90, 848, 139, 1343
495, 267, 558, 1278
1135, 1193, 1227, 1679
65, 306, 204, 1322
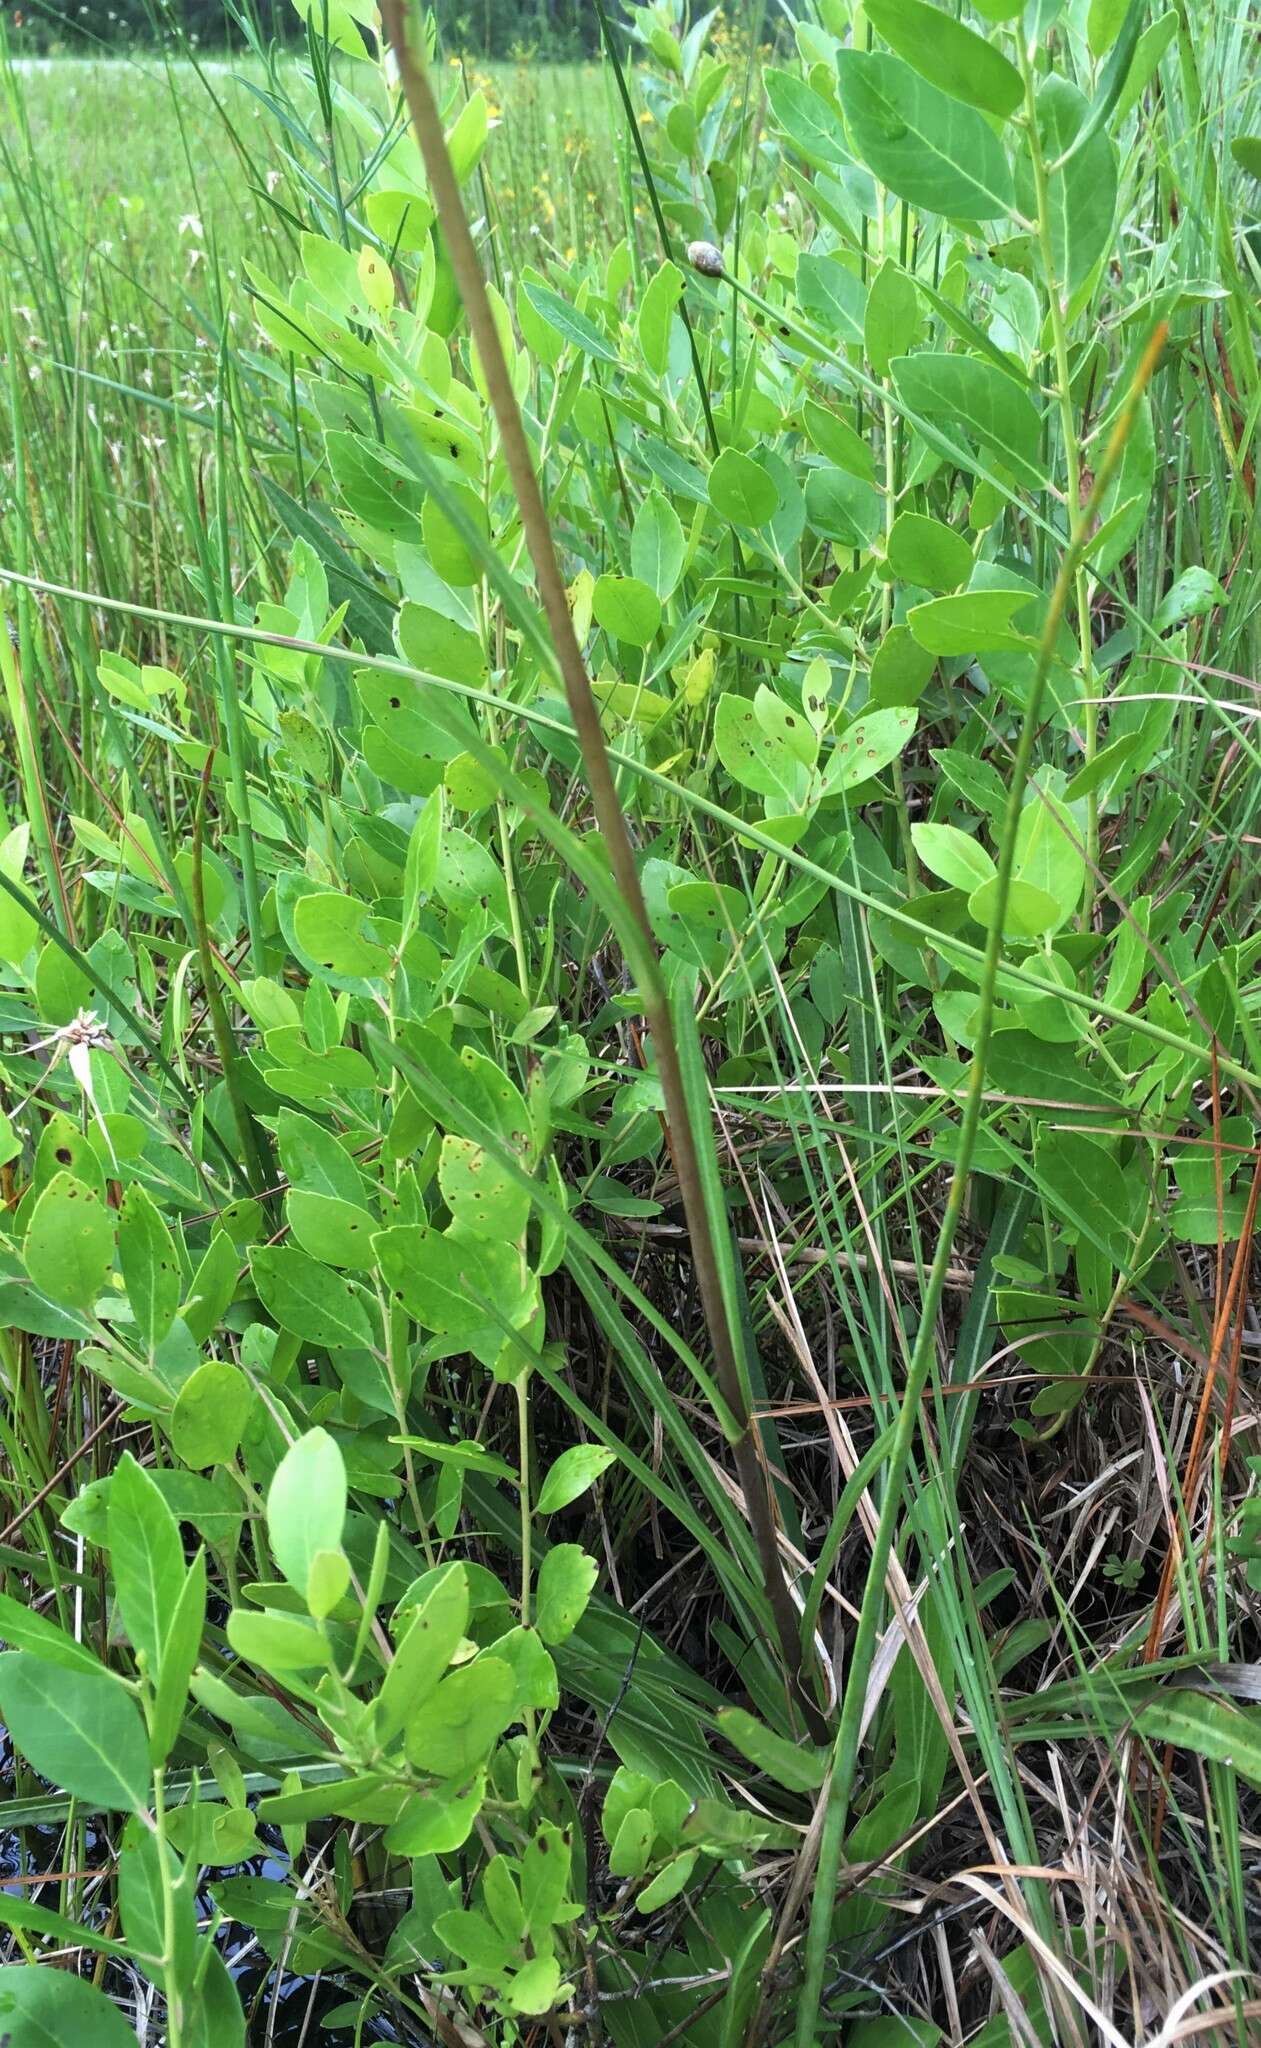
686, 239, 725, 278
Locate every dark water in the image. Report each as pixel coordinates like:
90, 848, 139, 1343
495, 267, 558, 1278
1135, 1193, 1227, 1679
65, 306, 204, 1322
0, 1803, 415, 2045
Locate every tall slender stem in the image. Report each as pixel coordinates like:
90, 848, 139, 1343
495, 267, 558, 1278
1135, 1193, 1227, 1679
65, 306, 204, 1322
792, 325, 1166, 2047
1018, 39, 1100, 924
378, 0, 825, 1740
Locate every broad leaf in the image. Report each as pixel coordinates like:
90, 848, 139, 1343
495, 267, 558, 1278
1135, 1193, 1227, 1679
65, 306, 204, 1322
0, 1652, 150, 1811
835, 50, 1015, 219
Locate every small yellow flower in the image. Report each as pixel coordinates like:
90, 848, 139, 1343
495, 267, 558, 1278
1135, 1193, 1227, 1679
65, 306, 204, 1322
638, 108, 653, 125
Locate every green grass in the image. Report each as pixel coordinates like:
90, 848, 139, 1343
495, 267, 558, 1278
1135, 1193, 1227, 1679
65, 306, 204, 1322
0, 8, 1258, 2046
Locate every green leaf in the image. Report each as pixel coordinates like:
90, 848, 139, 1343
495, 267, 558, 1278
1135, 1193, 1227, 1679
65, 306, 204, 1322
394, 604, 488, 688
608, 1808, 653, 1878
378, 1563, 469, 1744
892, 352, 1043, 485
1014, 79, 1117, 299
0, 1590, 103, 1675
492, 1626, 559, 1714
403, 795, 442, 924
631, 490, 686, 600
823, 708, 918, 795
327, 431, 423, 532
537, 1443, 617, 1514
911, 823, 996, 892
447, 88, 489, 183
405, 1655, 517, 1776
393, 1435, 518, 1479
385, 1770, 487, 1855
1231, 136, 1261, 180
307, 1548, 352, 1619
375, 1226, 533, 1349
804, 464, 880, 547
504, 1955, 562, 2017
1153, 565, 1225, 633
835, 49, 1015, 219
119, 1813, 193, 1981
717, 1706, 830, 1792
520, 1820, 571, 1935
433, 1905, 513, 1973
267, 1428, 347, 1608
765, 68, 854, 170
435, 824, 511, 925
0, 824, 37, 965
864, 259, 922, 378
438, 1135, 531, 1240
521, 281, 618, 362
713, 693, 811, 808
967, 874, 1062, 939
984, 1032, 1121, 1119
869, 625, 936, 708
249, 1244, 374, 1351
908, 587, 1037, 654
287, 1189, 378, 1270
887, 512, 973, 593
1087, 0, 1128, 58
847, 2018, 940, 2048
0, 1965, 141, 2046
118, 1182, 180, 1356
108, 1452, 185, 1672
637, 259, 684, 376
796, 252, 866, 347
535, 1544, 598, 1644
865, 0, 1022, 116
150, 1548, 206, 1764
1132, 1691, 1261, 1790
0, 1890, 125, 1956
0, 1651, 150, 1811
637, 1850, 698, 1911
171, 1360, 253, 1469
24, 1171, 114, 1312
1038, 1131, 1138, 1268
756, 682, 818, 769
1012, 781, 1086, 925
292, 891, 392, 978
177, 1229, 239, 1351
225, 1607, 332, 1672
708, 447, 781, 528
278, 1109, 368, 1205
592, 574, 662, 648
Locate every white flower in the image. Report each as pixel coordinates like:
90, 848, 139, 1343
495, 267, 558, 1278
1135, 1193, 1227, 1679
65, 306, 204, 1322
26, 1012, 118, 1167
178, 213, 203, 238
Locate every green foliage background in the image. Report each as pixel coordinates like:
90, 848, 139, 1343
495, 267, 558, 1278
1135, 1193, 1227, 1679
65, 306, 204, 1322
0, 0, 1259, 2043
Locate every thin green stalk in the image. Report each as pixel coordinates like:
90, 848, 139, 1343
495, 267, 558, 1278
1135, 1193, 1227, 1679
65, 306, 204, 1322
211, 370, 266, 970
1018, 38, 1099, 926
379, 0, 826, 1740
191, 759, 272, 1198
793, 322, 1168, 2046
152, 1766, 185, 2048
